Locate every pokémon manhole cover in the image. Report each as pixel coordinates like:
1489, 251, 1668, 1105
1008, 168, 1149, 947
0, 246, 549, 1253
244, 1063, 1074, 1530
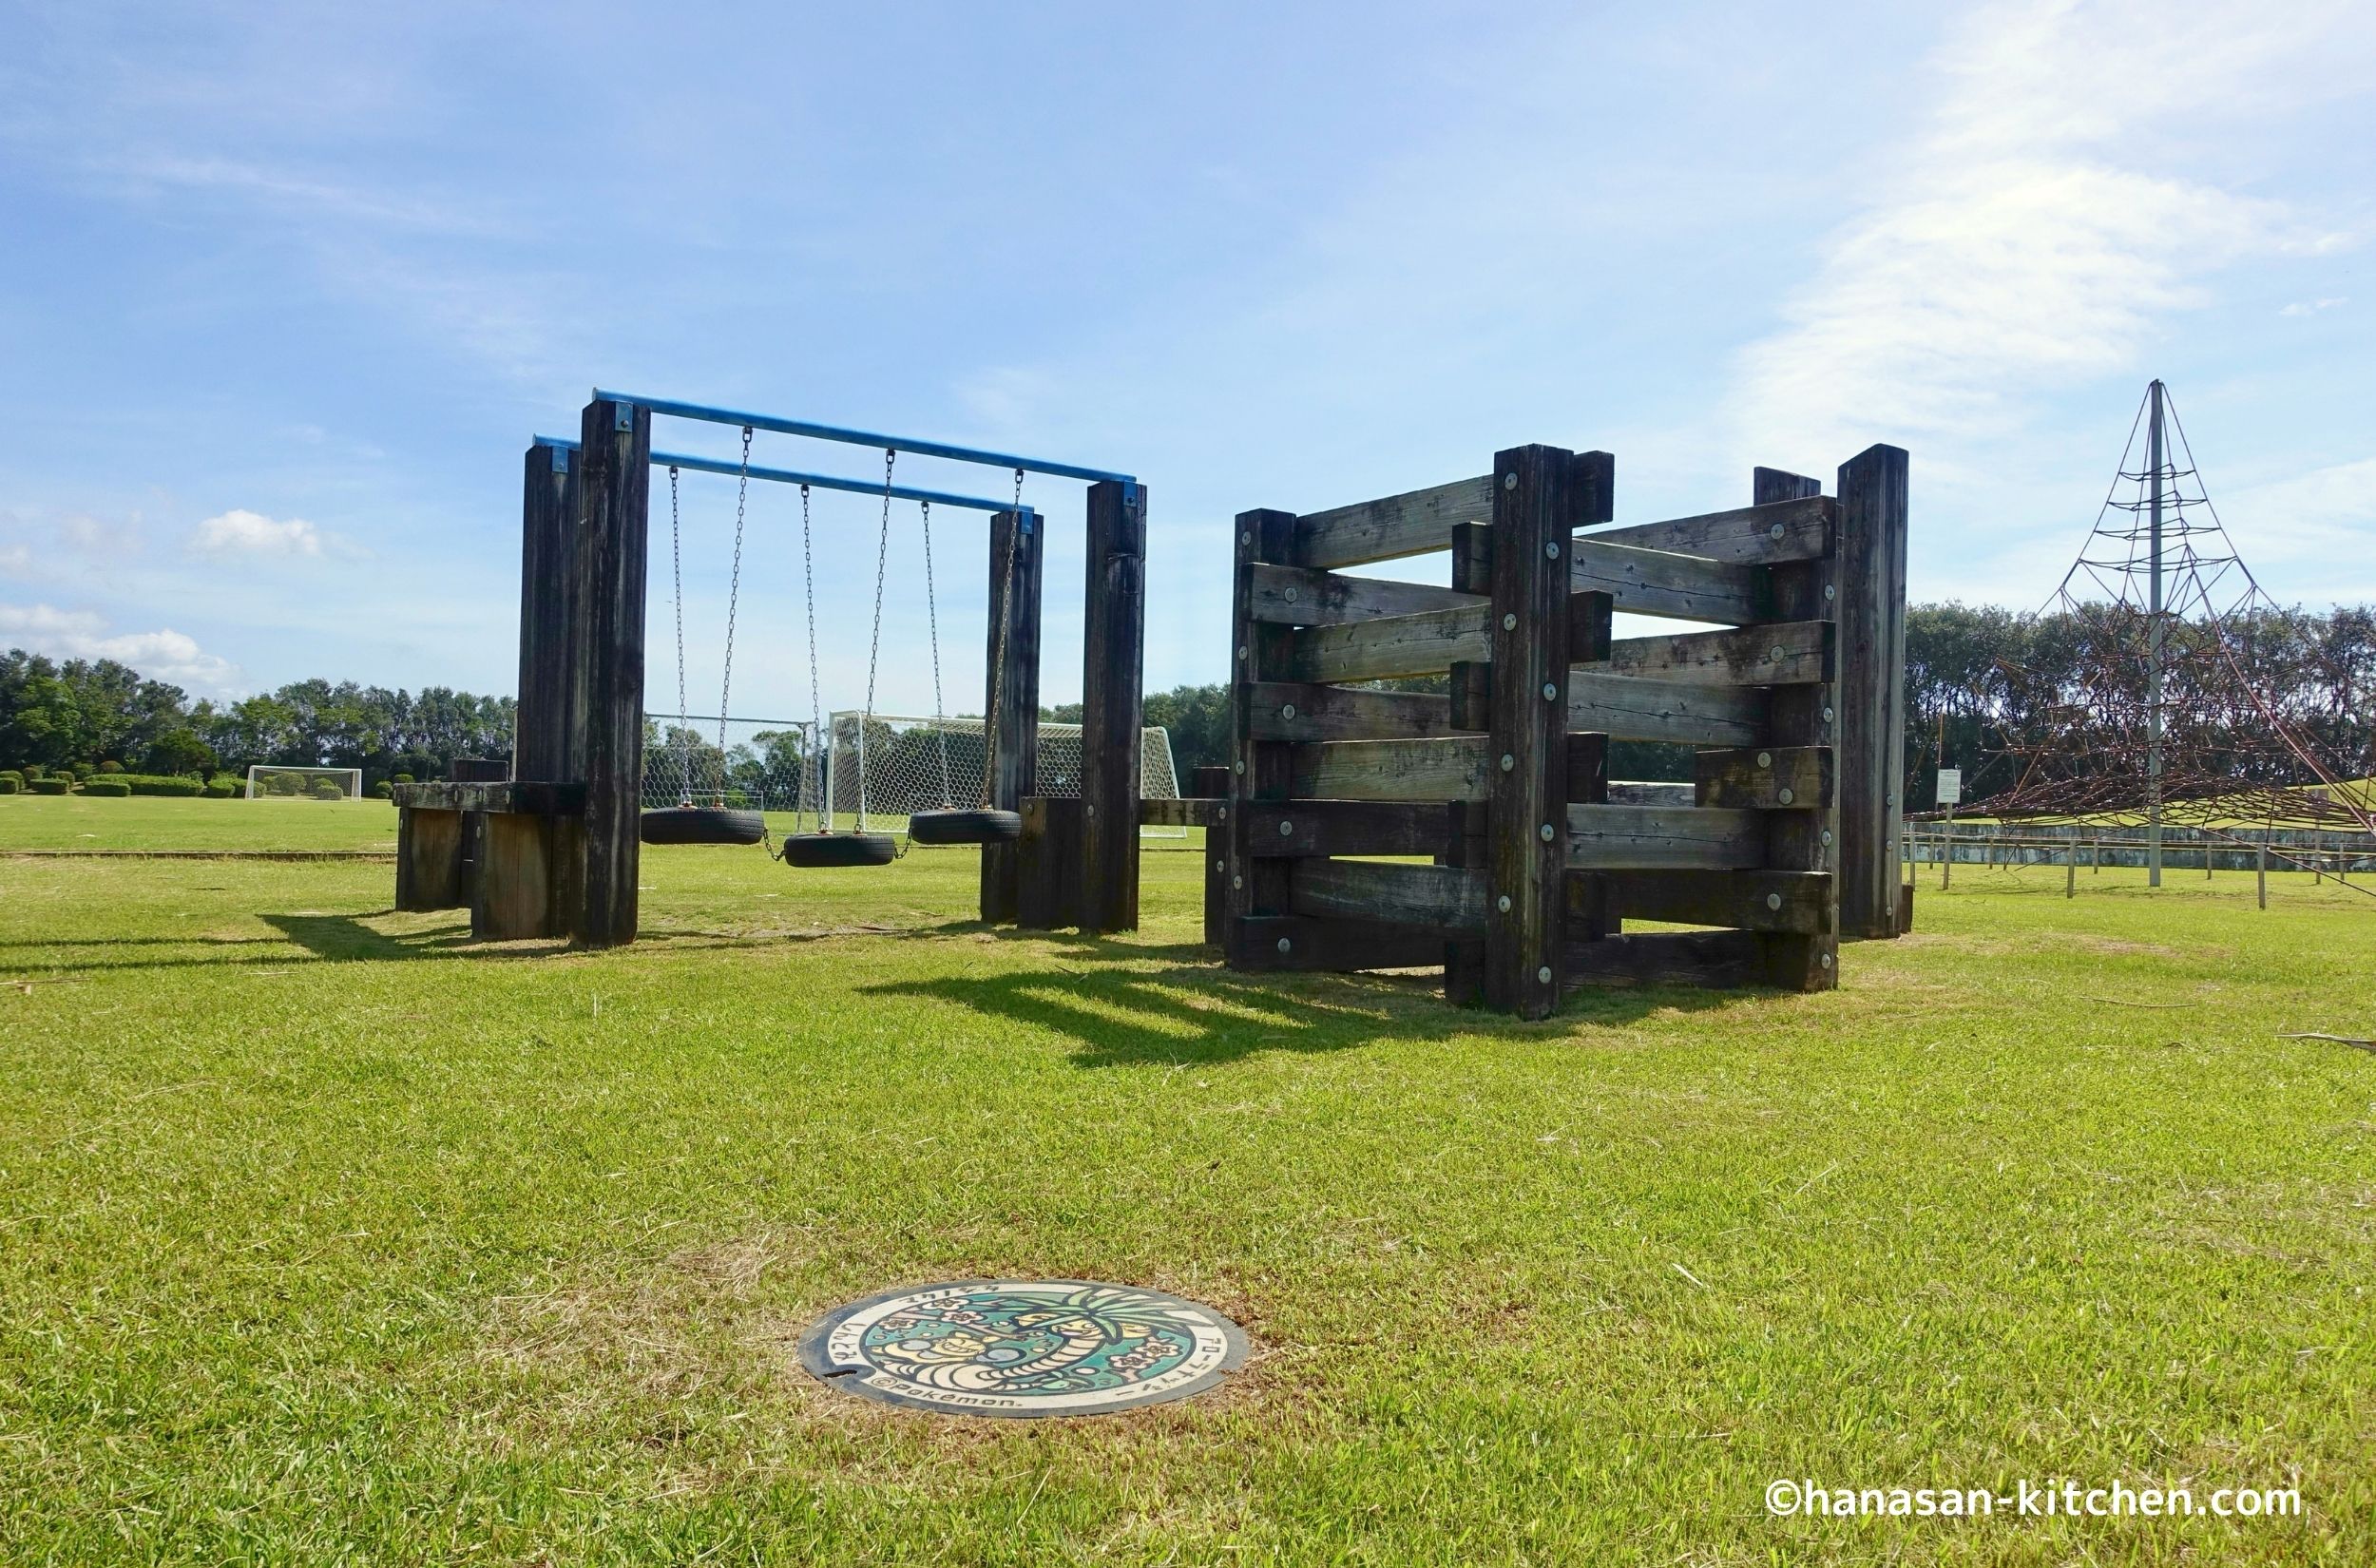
799, 1280, 1247, 1418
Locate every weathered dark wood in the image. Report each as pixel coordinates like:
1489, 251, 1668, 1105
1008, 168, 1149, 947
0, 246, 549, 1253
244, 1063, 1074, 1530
1445, 523, 1494, 1003
1289, 860, 1487, 935
1244, 681, 1466, 744
1597, 620, 1832, 686
1016, 795, 1085, 929
1079, 479, 1147, 934
1282, 602, 1492, 684
1247, 564, 1482, 626
1567, 672, 1766, 745
980, 507, 1044, 923
1836, 445, 1910, 940
1191, 765, 1231, 798
450, 757, 510, 783
1694, 745, 1834, 811
1138, 797, 1223, 828
473, 812, 562, 941
1486, 445, 1592, 1016
391, 781, 586, 815
1568, 539, 1765, 625
1581, 869, 1834, 934
394, 808, 466, 911
1243, 800, 1460, 858
1567, 589, 1614, 662
570, 396, 649, 948
1588, 494, 1830, 564
1607, 781, 1695, 805
1226, 509, 1299, 962
1566, 804, 1766, 870
514, 443, 580, 782
1562, 929, 1762, 989
1289, 736, 1493, 802
1292, 475, 1496, 570
1749, 466, 1838, 987
1228, 914, 1448, 972
1566, 733, 1609, 805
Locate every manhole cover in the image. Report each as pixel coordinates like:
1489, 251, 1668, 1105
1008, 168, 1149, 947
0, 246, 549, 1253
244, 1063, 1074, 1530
799, 1280, 1247, 1418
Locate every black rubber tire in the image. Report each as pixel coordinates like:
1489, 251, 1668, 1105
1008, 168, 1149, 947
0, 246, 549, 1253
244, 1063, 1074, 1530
907, 809, 1023, 846
779, 832, 898, 868
640, 807, 766, 846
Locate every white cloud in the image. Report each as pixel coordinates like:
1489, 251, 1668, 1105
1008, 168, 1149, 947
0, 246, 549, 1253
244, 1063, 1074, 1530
2278, 296, 2347, 316
1729, 0, 2370, 479
0, 602, 243, 694
2221, 456, 2376, 569
189, 508, 327, 557
0, 541, 29, 576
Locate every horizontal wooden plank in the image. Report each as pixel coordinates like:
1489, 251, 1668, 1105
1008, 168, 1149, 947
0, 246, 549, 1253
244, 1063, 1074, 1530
1606, 780, 1696, 806
1562, 929, 1762, 989
1595, 619, 1832, 687
1566, 673, 1767, 746
1577, 869, 1834, 934
1586, 494, 1831, 565
1290, 860, 1486, 935
1293, 474, 1498, 570
1227, 914, 1447, 973
1247, 564, 1483, 627
1565, 804, 1765, 870
1244, 801, 1459, 858
393, 781, 584, 815
1693, 745, 1833, 810
1242, 681, 1472, 744
1139, 796, 1224, 828
1569, 538, 1764, 624
1284, 602, 1492, 684
1290, 736, 1494, 803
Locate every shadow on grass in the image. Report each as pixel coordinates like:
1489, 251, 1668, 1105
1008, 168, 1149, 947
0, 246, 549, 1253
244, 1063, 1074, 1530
860, 959, 1757, 1069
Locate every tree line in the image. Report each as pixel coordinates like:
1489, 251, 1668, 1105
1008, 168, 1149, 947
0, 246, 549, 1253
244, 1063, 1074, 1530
9, 601, 2369, 802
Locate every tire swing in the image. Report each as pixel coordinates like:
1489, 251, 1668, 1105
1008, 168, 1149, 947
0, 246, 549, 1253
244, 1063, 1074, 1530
778, 456, 898, 870
641, 431, 766, 848
908, 465, 1025, 848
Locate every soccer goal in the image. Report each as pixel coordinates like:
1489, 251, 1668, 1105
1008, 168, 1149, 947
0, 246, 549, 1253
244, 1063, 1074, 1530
245, 765, 365, 800
824, 714, 1185, 839
640, 714, 819, 814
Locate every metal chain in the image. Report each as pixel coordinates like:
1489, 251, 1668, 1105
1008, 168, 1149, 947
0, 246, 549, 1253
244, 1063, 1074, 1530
715, 426, 754, 802
980, 468, 1025, 807
798, 482, 825, 837
857, 449, 896, 832
668, 466, 691, 806
919, 499, 955, 808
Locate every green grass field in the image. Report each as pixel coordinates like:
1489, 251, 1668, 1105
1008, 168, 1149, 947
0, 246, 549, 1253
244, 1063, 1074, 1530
4, 795, 2371, 1564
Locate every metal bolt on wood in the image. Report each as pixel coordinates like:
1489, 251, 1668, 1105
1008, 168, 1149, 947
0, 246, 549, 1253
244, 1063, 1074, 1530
1757, 752, 1772, 768
1275, 937, 1291, 953
1280, 703, 1295, 719
1541, 682, 1558, 699
1500, 754, 1515, 771
1536, 966, 1552, 985
1497, 894, 1512, 912
1544, 542, 1560, 559
1539, 823, 1555, 842
1503, 473, 1518, 490
1766, 892, 1783, 910
1279, 820, 1293, 836
1778, 788, 1794, 805
1503, 613, 1517, 630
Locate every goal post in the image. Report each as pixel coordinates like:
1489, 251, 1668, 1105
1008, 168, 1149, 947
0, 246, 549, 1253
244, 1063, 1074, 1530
825, 713, 1184, 838
245, 765, 365, 800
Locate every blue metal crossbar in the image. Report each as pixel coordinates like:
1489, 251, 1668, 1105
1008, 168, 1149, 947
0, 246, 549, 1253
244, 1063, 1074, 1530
590, 388, 1136, 488
534, 437, 1026, 517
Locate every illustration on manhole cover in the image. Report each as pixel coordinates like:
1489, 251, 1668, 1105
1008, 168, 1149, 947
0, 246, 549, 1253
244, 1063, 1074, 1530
799, 1280, 1247, 1418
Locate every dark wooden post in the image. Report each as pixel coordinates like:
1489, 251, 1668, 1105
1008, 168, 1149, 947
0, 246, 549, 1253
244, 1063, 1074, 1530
1079, 479, 1147, 934
1485, 446, 1594, 1018
1835, 445, 1910, 940
571, 397, 651, 947
1224, 509, 1297, 966
979, 507, 1044, 923
515, 441, 580, 783
1444, 521, 1494, 1004
394, 809, 466, 910
1752, 466, 1840, 986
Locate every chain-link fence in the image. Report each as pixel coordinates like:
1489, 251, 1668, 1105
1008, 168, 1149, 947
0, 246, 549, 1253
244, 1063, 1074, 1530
824, 713, 1184, 838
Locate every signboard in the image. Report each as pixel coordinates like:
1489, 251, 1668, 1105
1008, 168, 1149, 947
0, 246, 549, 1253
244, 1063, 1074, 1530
1936, 767, 1963, 807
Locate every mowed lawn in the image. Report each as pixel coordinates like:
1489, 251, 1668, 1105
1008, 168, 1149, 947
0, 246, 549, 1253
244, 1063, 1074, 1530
2, 797, 2371, 1564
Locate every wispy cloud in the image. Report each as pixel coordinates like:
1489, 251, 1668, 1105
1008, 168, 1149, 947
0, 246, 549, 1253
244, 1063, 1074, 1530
2222, 456, 2376, 583
0, 602, 243, 695
2278, 296, 2347, 316
189, 508, 332, 558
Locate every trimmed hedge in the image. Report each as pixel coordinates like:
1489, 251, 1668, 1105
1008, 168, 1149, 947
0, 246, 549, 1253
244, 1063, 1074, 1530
0, 770, 23, 788
81, 778, 131, 797
29, 777, 73, 794
97, 760, 124, 774
204, 780, 239, 798
0, 776, 18, 794
124, 774, 206, 797
308, 779, 345, 800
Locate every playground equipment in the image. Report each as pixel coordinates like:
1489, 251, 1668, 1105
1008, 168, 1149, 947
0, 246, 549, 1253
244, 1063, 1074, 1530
1221, 443, 1911, 1019
642, 435, 765, 847
391, 392, 1155, 943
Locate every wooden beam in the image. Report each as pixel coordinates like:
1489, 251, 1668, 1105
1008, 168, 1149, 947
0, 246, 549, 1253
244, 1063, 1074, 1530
391, 781, 586, 815
1596, 620, 1832, 686
1562, 929, 1761, 989
1242, 681, 1468, 744
1226, 510, 1299, 961
571, 396, 650, 948
1290, 860, 1487, 935
1016, 795, 1085, 929
1836, 445, 1911, 940
1566, 804, 1765, 870
1568, 538, 1764, 625
1292, 475, 1497, 570
1227, 914, 1447, 973
1079, 478, 1147, 934
1445, 523, 1493, 1005
1282, 602, 1492, 684
1288, 736, 1494, 802
1748, 465, 1839, 987
1247, 564, 1482, 626
1242, 800, 1459, 858
1586, 494, 1830, 564
473, 813, 563, 941
1694, 745, 1834, 810
1567, 671, 1767, 746
1581, 869, 1834, 934
1139, 796, 1223, 828
980, 507, 1044, 923
394, 808, 466, 911
514, 442, 580, 781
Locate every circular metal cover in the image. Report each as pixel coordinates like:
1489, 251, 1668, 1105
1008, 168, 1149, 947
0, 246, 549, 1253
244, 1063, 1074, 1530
799, 1280, 1247, 1419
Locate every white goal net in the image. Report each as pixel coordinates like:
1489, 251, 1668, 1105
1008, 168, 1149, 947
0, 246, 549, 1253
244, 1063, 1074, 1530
640, 715, 819, 815
246, 765, 364, 800
824, 713, 1184, 839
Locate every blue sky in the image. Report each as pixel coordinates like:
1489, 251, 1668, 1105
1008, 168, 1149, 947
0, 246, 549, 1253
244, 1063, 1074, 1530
1, 0, 2370, 717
